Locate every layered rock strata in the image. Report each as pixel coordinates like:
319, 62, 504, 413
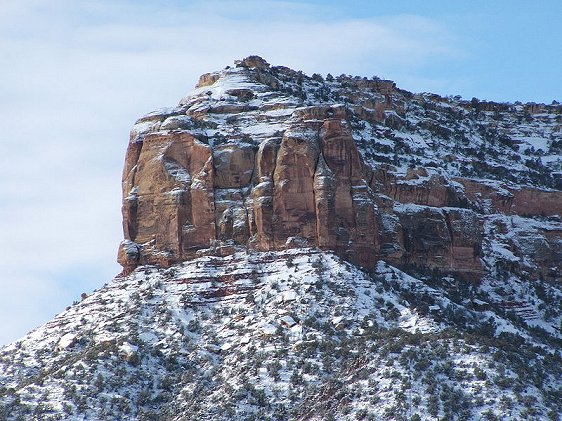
120, 112, 380, 270
118, 56, 562, 282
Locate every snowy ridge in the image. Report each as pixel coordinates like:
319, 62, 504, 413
1, 250, 560, 420
130, 59, 561, 190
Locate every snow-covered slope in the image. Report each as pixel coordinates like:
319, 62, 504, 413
1, 250, 560, 420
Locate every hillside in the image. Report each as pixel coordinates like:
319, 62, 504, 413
1, 56, 561, 420
1, 250, 561, 420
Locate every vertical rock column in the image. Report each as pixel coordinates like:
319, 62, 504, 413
319, 119, 378, 267
119, 132, 216, 266
173, 137, 216, 257
121, 140, 143, 241
251, 138, 280, 250
213, 144, 255, 246
313, 154, 336, 249
272, 126, 320, 248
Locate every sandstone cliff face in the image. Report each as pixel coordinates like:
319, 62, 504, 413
457, 178, 562, 217
119, 110, 379, 270
118, 56, 562, 282
386, 205, 484, 280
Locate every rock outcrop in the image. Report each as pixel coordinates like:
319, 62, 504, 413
5, 56, 562, 421
386, 205, 484, 279
118, 57, 562, 282
457, 178, 562, 217
119, 111, 379, 271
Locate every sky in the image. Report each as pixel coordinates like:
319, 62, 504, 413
1, 0, 561, 346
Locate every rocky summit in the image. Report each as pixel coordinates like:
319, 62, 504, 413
118, 55, 561, 283
1, 57, 561, 421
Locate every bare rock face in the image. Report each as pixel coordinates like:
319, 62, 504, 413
372, 167, 468, 209
120, 108, 379, 270
389, 206, 484, 280
319, 119, 378, 265
272, 125, 321, 249
458, 179, 562, 217
213, 144, 255, 188
118, 56, 562, 282
120, 131, 217, 267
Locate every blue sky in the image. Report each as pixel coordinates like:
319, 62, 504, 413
1, 0, 561, 346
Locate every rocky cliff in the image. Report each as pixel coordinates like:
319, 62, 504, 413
2, 56, 561, 421
118, 56, 562, 283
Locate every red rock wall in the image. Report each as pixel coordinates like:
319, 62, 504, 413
118, 108, 560, 282
457, 179, 562, 216
118, 112, 379, 270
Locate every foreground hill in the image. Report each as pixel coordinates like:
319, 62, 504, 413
1, 250, 560, 420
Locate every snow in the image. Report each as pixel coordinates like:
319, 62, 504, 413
220, 342, 233, 351
57, 333, 76, 350
278, 290, 297, 302
290, 324, 303, 336
1, 248, 560, 420
513, 135, 549, 152
120, 239, 139, 255
164, 160, 191, 184
260, 323, 277, 335
279, 315, 297, 328
119, 342, 138, 355
139, 332, 158, 344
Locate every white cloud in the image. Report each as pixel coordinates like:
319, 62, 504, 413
0, 0, 461, 346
